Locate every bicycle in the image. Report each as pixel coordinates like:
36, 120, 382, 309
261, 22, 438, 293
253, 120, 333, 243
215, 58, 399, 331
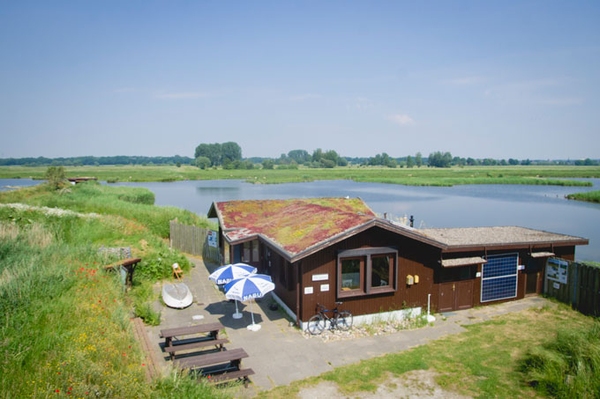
307, 302, 353, 335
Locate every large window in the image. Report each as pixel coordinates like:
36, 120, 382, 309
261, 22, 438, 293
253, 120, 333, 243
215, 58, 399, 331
338, 248, 397, 297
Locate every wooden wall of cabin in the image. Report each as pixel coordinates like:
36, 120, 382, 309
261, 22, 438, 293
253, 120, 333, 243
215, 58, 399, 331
297, 226, 438, 321
266, 223, 580, 321
265, 246, 298, 314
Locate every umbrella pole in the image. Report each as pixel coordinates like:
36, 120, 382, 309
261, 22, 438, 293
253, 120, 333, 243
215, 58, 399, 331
247, 299, 261, 331
232, 299, 243, 319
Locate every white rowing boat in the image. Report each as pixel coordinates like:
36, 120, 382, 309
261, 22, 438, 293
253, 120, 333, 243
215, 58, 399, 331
162, 282, 193, 309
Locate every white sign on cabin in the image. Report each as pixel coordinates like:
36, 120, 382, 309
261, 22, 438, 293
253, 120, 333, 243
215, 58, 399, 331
546, 258, 568, 285
207, 231, 218, 248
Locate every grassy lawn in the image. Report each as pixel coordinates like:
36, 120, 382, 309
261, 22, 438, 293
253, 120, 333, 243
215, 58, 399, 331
1, 164, 599, 186
258, 302, 599, 398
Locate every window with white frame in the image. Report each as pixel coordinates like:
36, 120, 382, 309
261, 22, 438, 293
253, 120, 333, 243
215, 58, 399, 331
338, 247, 397, 297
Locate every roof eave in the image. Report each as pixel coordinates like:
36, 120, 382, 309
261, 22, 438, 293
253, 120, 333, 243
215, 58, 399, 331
440, 238, 589, 254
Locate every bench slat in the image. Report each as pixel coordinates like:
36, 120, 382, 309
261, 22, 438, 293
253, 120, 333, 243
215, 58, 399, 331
165, 338, 229, 360
160, 322, 223, 339
175, 348, 248, 370
206, 368, 255, 387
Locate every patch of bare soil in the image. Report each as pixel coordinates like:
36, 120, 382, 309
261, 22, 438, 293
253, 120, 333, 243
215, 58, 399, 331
297, 370, 471, 399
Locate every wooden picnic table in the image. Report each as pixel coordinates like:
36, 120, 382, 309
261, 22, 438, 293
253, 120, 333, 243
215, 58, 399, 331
159, 322, 224, 347
103, 257, 141, 287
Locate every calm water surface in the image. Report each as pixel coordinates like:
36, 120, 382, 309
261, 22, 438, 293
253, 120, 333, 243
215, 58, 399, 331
111, 179, 600, 262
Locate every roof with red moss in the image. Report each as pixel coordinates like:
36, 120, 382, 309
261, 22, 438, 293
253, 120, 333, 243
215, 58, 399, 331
208, 197, 377, 256
208, 197, 588, 262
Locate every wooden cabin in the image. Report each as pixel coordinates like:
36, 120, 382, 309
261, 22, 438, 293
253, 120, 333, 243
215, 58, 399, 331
207, 197, 588, 326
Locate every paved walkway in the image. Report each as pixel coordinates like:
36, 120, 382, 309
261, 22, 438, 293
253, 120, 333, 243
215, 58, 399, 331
141, 256, 550, 397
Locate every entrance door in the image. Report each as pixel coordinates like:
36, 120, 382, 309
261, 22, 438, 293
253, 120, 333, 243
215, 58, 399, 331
456, 280, 474, 309
438, 280, 474, 312
525, 271, 540, 295
525, 259, 543, 295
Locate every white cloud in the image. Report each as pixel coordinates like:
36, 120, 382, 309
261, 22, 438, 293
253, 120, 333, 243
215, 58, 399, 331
388, 113, 415, 126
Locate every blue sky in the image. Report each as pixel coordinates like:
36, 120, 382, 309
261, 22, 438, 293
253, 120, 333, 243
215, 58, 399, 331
1, 1, 599, 160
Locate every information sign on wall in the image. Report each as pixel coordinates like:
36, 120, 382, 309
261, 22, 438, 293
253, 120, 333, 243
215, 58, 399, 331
207, 231, 218, 248
546, 258, 568, 285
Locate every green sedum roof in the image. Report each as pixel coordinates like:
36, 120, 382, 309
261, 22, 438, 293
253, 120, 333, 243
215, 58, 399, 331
214, 197, 376, 255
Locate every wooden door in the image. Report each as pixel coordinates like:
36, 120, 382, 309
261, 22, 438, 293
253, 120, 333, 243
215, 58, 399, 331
438, 283, 456, 312
456, 280, 473, 310
438, 281, 474, 312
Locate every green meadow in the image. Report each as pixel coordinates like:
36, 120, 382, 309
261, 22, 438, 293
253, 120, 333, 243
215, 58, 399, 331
1, 164, 600, 186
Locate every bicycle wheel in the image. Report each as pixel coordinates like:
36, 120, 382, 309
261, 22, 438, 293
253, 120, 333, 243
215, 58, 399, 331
336, 311, 353, 331
307, 314, 325, 335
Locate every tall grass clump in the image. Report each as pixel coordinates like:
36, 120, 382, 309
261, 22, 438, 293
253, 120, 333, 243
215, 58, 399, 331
2, 182, 214, 238
520, 321, 600, 398
0, 223, 151, 397
0, 186, 224, 397
566, 190, 600, 204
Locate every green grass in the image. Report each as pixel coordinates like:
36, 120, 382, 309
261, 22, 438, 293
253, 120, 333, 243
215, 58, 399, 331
0, 221, 151, 397
1, 164, 599, 186
566, 190, 600, 203
519, 321, 600, 398
258, 302, 598, 398
0, 182, 227, 398
0, 182, 215, 238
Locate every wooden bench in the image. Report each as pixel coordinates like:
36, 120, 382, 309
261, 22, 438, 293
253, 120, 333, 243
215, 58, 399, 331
159, 322, 224, 348
164, 338, 229, 360
103, 257, 141, 287
205, 367, 255, 388
174, 347, 249, 371
174, 347, 253, 388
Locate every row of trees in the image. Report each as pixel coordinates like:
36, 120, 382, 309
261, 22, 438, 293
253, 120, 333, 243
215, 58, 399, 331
0, 155, 193, 167
3, 141, 598, 169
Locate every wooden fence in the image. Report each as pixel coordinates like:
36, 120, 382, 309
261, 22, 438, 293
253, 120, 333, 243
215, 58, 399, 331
169, 220, 221, 263
545, 259, 600, 317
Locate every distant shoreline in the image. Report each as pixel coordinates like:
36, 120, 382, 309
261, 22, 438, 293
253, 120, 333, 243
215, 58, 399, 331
0, 164, 599, 188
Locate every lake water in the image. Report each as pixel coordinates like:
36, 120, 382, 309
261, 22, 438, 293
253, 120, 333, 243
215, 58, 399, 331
2, 178, 599, 262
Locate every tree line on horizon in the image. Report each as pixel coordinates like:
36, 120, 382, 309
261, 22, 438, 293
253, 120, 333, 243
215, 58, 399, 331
1, 142, 598, 168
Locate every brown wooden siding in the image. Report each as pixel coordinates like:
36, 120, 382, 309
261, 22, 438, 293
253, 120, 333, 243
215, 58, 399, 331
250, 225, 581, 322
297, 227, 440, 321
267, 248, 297, 313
